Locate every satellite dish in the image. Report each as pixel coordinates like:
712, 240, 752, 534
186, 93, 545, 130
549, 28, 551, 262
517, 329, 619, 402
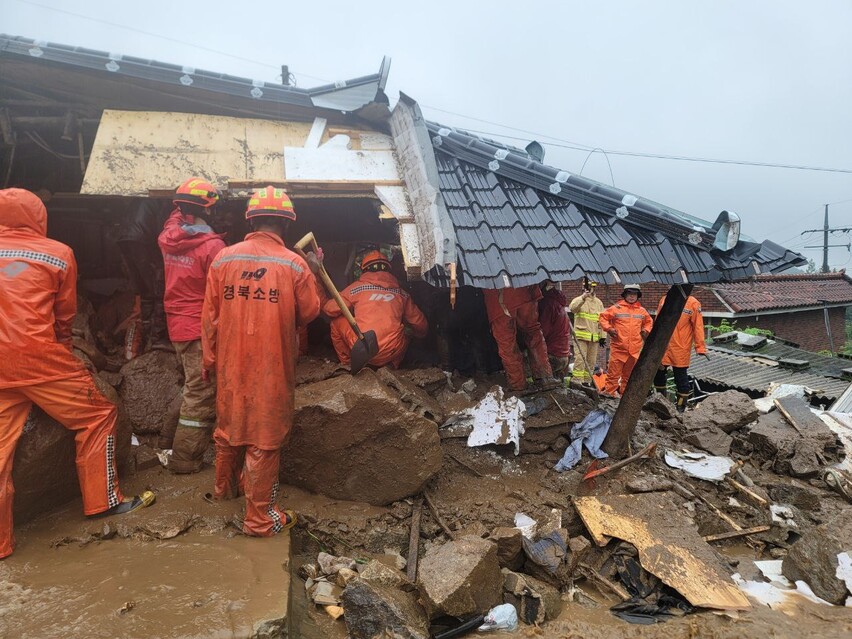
525, 141, 545, 163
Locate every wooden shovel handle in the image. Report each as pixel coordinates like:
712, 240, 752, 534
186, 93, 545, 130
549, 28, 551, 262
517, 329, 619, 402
293, 233, 363, 339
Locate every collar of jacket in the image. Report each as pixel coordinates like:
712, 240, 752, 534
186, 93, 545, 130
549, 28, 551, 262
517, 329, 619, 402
244, 231, 286, 246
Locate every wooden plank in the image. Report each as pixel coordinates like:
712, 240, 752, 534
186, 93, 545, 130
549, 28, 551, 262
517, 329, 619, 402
774, 396, 823, 435
574, 493, 751, 610
423, 491, 457, 540
604, 285, 693, 457
703, 526, 771, 543
406, 498, 423, 582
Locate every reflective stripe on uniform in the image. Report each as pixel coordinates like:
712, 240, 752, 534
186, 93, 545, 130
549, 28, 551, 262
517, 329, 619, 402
572, 370, 592, 380
614, 313, 632, 318
213, 254, 303, 273
574, 330, 600, 341
0, 249, 67, 271
575, 312, 600, 321
178, 417, 215, 428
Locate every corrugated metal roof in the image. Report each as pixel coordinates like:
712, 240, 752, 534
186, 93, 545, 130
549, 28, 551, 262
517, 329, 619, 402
425, 123, 806, 289
689, 350, 850, 402
709, 336, 852, 380
709, 272, 852, 312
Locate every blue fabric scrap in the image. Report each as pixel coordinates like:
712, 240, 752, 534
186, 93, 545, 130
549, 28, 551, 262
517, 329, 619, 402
554, 409, 612, 472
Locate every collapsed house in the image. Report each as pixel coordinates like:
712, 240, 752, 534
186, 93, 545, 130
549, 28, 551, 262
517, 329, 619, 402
6, 33, 852, 638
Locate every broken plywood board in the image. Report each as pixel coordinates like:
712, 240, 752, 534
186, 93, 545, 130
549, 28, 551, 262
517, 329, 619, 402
82, 110, 312, 195
574, 493, 751, 610
284, 147, 399, 182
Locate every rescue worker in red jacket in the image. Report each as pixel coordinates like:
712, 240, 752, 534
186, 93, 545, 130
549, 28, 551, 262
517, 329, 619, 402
483, 285, 554, 391
324, 251, 428, 369
599, 284, 653, 396
538, 280, 573, 378
201, 186, 322, 537
158, 178, 226, 473
0, 188, 151, 559
653, 294, 709, 412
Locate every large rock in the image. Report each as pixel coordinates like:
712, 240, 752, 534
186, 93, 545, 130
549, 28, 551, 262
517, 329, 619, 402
683, 426, 733, 456
490, 527, 524, 570
782, 509, 852, 604
284, 370, 442, 505
749, 411, 840, 478
12, 374, 132, 524
689, 390, 758, 433
119, 350, 183, 434
417, 535, 503, 618
342, 578, 430, 639
502, 569, 562, 623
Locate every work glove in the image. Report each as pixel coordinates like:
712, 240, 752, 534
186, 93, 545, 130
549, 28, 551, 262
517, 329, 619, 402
701, 352, 711, 361
607, 329, 618, 338
598, 338, 606, 346
640, 330, 650, 340
305, 248, 324, 275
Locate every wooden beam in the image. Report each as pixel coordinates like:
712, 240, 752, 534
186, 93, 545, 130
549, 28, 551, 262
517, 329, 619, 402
703, 526, 770, 543
603, 284, 693, 458
406, 498, 423, 582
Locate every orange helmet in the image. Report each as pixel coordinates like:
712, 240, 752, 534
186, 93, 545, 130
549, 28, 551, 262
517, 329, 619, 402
361, 250, 391, 271
173, 178, 220, 208
245, 186, 296, 221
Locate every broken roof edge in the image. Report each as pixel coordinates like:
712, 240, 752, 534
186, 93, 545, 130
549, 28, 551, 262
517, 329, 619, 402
0, 34, 387, 115
389, 93, 457, 275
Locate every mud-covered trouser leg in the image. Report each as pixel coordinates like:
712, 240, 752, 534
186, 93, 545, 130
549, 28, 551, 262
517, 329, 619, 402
0, 390, 32, 559
572, 339, 599, 383
213, 428, 245, 500
170, 340, 215, 474
243, 446, 288, 537
515, 302, 553, 380
489, 314, 526, 390
605, 353, 626, 395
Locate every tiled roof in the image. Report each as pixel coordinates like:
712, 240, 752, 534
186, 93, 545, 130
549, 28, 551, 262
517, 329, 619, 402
688, 350, 850, 403
426, 123, 805, 289
709, 272, 852, 312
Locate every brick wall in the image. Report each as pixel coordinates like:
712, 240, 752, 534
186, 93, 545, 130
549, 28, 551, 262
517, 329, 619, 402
704, 307, 847, 353
559, 282, 726, 312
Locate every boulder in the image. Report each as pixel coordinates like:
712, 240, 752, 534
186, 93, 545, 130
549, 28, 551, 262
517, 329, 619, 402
417, 535, 503, 618
643, 392, 678, 420
689, 390, 758, 433
782, 509, 852, 605
767, 483, 822, 512
359, 560, 414, 591
683, 426, 733, 456
342, 578, 430, 639
502, 569, 562, 623
749, 411, 840, 478
12, 374, 132, 524
119, 350, 183, 434
284, 370, 442, 505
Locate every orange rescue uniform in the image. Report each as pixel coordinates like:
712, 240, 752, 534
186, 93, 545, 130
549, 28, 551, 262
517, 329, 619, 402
0, 189, 123, 558
324, 270, 428, 369
483, 286, 553, 390
202, 231, 321, 536
599, 299, 653, 395
657, 295, 706, 367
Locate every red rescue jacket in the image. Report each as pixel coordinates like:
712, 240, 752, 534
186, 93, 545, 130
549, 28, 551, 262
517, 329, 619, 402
0, 189, 86, 387
158, 208, 226, 342
539, 288, 572, 358
323, 270, 428, 362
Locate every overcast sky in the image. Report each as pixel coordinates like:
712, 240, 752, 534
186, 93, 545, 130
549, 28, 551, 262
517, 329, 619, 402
4, 0, 852, 268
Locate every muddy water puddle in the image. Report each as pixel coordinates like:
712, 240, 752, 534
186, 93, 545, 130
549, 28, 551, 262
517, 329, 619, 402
1, 466, 291, 639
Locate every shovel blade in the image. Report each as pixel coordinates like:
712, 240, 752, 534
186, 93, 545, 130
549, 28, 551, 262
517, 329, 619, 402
349, 330, 379, 374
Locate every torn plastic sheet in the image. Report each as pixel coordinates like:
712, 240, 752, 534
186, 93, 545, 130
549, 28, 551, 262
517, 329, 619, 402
466, 387, 526, 455
513, 513, 537, 540
754, 383, 810, 413
734, 560, 836, 611
664, 450, 735, 482
554, 409, 611, 472
837, 552, 852, 596
770, 505, 798, 528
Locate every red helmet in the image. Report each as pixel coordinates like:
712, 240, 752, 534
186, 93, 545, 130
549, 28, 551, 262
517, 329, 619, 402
245, 186, 296, 221
173, 178, 220, 208
360, 250, 391, 271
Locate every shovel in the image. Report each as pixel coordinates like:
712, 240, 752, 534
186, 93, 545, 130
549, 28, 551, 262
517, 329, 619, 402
294, 232, 379, 374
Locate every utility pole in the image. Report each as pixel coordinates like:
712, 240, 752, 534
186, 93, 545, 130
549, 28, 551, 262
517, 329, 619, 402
801, 204, 852, 273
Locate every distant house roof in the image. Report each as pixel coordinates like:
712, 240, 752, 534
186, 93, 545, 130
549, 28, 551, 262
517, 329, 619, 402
708, 272, 852, 313
425, 122, 805, 288
0, 34, 390, 120
688, 350, 850, 403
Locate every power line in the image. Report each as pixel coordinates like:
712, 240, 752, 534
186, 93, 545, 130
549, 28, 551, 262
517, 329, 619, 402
11, 0, 330, 84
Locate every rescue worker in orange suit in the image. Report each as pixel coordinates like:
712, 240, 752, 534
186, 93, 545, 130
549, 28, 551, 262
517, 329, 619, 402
0, 188, 152, 559
201, 186, 322, 537
653, 294, 709, 412
483, 285, 555, 392
324, 251, 428, 369
158, 178, 226, 473
599, 284, 653, 397
538, 280, 573, 378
